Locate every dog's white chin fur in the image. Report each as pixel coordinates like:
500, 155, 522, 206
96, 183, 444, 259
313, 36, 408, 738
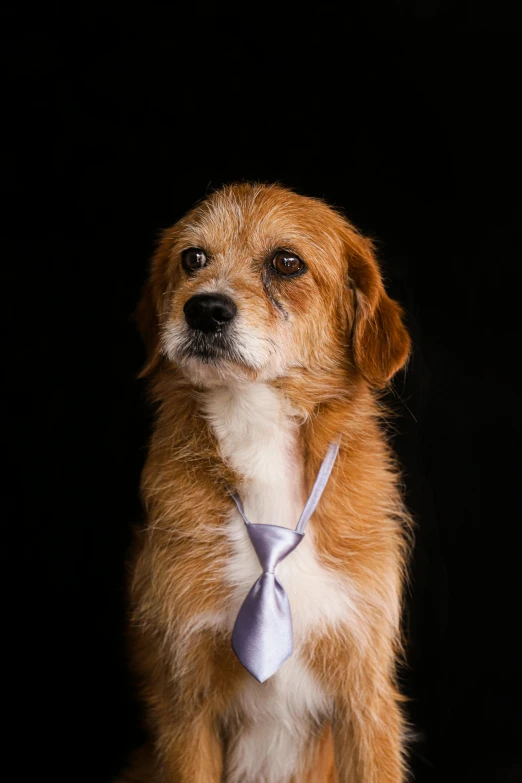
175, 354, 294, 389
161, 322, 289, 388
175, 356, 259, 388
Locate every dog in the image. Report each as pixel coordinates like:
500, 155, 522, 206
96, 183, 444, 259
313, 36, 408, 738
118, 182, 412, 783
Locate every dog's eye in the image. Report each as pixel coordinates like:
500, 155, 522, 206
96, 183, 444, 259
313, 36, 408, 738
182, 248, 207, 273
271, 251, 305, 276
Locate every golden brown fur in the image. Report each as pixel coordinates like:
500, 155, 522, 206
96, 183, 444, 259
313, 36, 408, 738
118, 183, 412, 782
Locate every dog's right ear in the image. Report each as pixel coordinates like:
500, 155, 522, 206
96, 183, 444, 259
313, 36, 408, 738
135, 230, 173, 379
135, 277, 162, 378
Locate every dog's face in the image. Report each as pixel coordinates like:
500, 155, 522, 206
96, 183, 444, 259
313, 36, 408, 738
138, 183, 409, 389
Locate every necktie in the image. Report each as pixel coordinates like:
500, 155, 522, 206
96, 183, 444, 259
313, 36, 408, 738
230, 441, 340, 682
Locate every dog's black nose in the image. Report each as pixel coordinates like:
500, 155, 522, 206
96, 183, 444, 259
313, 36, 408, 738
183, 293, 237, 333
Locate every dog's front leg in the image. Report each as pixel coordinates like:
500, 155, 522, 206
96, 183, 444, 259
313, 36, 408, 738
332, 687, 406, 783
153, 706, 223, 783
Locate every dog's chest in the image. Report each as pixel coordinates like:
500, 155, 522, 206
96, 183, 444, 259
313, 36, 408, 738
202, 384, 353, 782
202, 383, 350, 640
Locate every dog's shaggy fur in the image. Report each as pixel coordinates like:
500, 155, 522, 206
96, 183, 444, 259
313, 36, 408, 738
118, 183, 412, 782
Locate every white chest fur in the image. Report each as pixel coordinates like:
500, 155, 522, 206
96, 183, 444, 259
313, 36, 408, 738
202, 383, 358, 783
203, 381, 304, 530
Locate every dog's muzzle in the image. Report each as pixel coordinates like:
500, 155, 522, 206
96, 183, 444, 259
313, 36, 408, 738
181, 293, 238, 362
184, 293, 237, 333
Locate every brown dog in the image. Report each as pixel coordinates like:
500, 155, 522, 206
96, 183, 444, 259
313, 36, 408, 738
119, 183, 412, 782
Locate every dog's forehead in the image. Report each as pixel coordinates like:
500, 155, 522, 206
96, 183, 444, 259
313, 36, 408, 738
178, 186, 343, 261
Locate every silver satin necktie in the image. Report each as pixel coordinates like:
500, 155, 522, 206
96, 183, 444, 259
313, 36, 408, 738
230, 441, 340, 683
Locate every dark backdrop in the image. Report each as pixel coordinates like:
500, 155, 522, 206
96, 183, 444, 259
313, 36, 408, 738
3, 6, 520, 783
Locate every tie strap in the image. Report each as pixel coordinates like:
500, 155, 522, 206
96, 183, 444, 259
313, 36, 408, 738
231, 439, 340, 534
229, 439, 341, 682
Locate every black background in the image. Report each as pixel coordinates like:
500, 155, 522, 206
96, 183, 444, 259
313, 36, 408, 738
3, 5, 521, 782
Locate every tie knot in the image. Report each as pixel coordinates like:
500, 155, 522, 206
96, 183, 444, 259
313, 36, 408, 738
246, 523, 303, 573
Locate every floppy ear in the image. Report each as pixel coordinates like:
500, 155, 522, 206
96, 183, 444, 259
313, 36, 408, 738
135, 278, 162, 378
345, 231, 410, 388
134, 230, 173, 379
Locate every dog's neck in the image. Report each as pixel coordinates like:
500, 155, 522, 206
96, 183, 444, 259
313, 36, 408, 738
201, 382, 306, 529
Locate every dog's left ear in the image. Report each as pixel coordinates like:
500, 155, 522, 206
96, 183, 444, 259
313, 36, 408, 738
344, 229, 411, 388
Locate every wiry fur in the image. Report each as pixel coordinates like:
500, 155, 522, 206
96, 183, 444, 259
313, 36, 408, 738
118, 183, 412, 782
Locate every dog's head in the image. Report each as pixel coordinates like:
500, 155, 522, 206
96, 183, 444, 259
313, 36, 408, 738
137, 183, 410, 390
